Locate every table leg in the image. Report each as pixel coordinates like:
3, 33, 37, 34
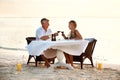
50, 50, 74, 70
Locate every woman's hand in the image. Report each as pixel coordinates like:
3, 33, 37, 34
61, 32, 68, 39
61, 32, 65, 37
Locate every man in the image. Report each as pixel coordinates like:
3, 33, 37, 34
36, 18, 57, 67
36, 18, 52, 40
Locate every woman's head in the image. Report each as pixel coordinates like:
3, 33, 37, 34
68, 20, 77, 30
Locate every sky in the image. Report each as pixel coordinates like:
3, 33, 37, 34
0, 0, 120, 18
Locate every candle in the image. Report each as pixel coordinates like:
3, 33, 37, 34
97, 63, 102, 70
17, 63, 22, 71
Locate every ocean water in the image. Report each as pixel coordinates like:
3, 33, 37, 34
0, 17, 120, 65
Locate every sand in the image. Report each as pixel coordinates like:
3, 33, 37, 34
0, 49, 120, 80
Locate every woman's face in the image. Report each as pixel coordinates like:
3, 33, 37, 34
68, 23, 75, 31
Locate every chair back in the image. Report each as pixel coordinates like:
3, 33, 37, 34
84, 38, 97, 56
26, 37, 36, 44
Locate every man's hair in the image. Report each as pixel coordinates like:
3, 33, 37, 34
41, 18, 49, 23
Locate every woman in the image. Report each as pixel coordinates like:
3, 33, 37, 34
62, 20, 82, 67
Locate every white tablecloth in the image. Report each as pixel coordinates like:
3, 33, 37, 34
26, 40, 89, 56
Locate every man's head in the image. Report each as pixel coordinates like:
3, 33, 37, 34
41, 18, 49, 29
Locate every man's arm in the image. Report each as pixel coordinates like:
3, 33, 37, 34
40, 35, 50, 40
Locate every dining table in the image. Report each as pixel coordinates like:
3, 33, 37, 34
26, 39, 89, 70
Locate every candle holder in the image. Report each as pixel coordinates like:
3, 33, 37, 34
97, 62, 102, 70
16, 63, 22, 71
95, 56, 105, 70
16, 55, 25, 72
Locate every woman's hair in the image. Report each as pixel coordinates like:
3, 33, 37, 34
69, 20, 77, 28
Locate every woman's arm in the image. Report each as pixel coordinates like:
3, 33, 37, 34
62, 33, 68, 39
75, 30, 83, 39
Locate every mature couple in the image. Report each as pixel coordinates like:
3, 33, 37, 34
36, 18, 82, 67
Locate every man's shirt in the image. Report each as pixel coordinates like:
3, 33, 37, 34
36, 27, 52, 40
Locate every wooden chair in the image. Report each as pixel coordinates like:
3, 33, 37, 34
73, 38, 97, 69
26, 37, 44, 66
26, 37, 55, 67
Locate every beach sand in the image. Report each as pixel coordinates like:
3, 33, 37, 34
0, 49, 120, 80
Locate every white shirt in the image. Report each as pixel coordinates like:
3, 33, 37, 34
35, 27, 57, 58
36, 27, 52, 40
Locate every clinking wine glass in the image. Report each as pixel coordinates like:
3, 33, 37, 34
57, 31, 61, 33
56, 31, 64, 40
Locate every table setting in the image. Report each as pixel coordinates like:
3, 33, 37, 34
26, 31, 89, 69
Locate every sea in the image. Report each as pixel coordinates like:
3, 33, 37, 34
0, 17, 120, 67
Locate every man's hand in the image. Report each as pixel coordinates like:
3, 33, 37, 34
54, 33, 58, 36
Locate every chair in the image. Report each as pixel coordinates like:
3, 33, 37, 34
26, 37, 55, 67
26, 37, 44, 66
72, 38, 97, 69
26, 37, 36, 64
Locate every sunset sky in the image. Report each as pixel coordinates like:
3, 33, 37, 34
0, 0, 120, 18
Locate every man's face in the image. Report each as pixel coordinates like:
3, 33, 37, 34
42, 20, 49, 29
